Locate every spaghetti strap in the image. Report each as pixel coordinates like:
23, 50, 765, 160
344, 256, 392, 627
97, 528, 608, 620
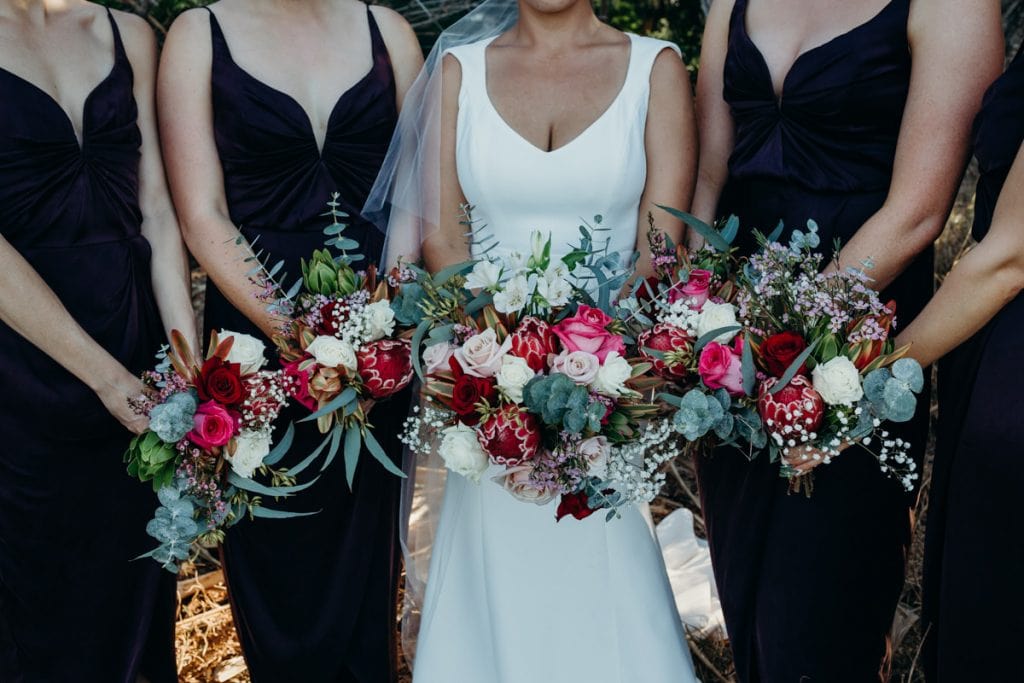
104, 7, 127, 64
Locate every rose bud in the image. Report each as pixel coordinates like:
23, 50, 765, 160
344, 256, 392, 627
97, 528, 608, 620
555, 491, 597, 522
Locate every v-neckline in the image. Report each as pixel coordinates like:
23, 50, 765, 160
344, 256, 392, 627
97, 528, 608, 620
739, 0, 898, 102
0, 14, 120, 151
481, 33, 635, 155
209, 7, 380, 157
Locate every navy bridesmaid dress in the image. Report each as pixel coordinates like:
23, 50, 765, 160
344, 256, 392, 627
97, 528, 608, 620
696, 1, 932, 680
0, 10, 176, 683
201, 6, 404, 681
921, 43, 1024, 682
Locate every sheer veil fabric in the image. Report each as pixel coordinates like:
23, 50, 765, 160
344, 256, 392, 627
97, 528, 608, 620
362, 0, 519, 663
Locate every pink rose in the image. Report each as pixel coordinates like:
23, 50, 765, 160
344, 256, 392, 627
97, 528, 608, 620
670, 269, 712, 309
281, 359, 317, 411
698, 338, 745, 397
549, 350, 601, 385
493, 465, 558, 505
188, 400, 240, 450
551, 305, 626, 362
423, 341, 456, 375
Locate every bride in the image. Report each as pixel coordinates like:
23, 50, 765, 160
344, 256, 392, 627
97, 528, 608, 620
369, 0, 700, 679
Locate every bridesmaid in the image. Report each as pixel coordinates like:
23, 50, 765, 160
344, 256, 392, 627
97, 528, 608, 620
908, 43, 1024, 682
158, 1, 422, 680
691, 0, 1002, 680
0, 1, 196, 681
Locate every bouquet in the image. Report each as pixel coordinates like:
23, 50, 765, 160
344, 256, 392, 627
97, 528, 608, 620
400, 218, 680, 521
125, 331, 313, 571
255, 195, 415, 486
737, 221, 923, 491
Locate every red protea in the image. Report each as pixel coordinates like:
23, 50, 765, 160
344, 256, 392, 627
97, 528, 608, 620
638, 323, 694, 380
757, 375, 824, 440
509, 317, 558, 372
476, 404, 541, 465
357, 339, 413, 399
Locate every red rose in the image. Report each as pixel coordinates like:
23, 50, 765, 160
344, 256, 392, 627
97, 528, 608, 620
556, 491, 596, 522
759, 331, 808, 378
638, 323, 694, 380
551, 305, 626, 362
509, 317, 558, 372
357, 339, 414, 399
195, 357, 244, 405
476, 404, 541, 465
317, 300, 348, 336
757, 375, 824, 440
450, 374, 498, 425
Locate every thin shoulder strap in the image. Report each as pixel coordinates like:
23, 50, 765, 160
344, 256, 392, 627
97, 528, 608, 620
366, 4, 387, 58
204, 7, 231, 57
104, 7, 127, 64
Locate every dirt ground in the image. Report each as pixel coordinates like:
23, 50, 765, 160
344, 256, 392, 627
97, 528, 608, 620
174, 172, 977, 682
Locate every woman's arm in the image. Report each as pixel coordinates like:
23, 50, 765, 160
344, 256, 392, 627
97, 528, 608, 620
690, 0, 737, 243
369, 5, 424, 112
896, 144, 1024, 366
117, 12, 197, 350
158, 9, 284, 339
422, 53, 471, 272
0, 237, 148, 433
635, 48, 697, 279
829, 0, 1003, 288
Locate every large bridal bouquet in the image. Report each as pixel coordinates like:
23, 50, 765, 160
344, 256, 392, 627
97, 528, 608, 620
255, 195, 414, 486
400, 221, 679, 521
125, 330, 311, 571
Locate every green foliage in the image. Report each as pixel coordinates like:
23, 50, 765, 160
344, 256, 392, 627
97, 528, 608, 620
125, 430, 179, 491
522, 374, 606, 435
602, 0, 705, 76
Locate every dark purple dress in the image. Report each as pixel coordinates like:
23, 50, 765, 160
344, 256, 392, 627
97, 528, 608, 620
0, 10, 176, 683
921, 44, 1024, 682
696, 1, 932, 680
202, 6, 403, 681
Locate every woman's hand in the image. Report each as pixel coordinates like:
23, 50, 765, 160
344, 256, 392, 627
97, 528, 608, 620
783, 441, 851, 476
94, 369, 150, 435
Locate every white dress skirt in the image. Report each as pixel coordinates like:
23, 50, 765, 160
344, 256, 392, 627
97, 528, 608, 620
412, 34, 699, 683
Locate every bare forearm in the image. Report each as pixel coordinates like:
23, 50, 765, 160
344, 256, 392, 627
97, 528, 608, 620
896, 236, 1024, 366
182, 213, 286, 338
142, 211, 198, 344
0, 238, 128, 391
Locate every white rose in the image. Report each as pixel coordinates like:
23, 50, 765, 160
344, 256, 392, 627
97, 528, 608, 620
228, 429, 272, 479
464, 260, 502, 291
438, 424, 490, 482
493, 465, 557, 505
219, 330, 266, 375
578, 436, 611, 478
362, 300, 396, 342
493, 274, 531, 314
550, 350, 600, 385
590, 352, 635, 397
812, 356, 865, 406
423, 341, 455, 375
694, 302, 740, 344
454, 328, 512, 378
496, 355, 535, 403
306, 335, 357, 371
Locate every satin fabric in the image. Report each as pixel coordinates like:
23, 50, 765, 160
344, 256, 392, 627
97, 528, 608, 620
922, 43, 1024, 682
203, 6, 405, 681
696, 1, 933, 681
411, 36, 698, 683
0, 10, 176, 682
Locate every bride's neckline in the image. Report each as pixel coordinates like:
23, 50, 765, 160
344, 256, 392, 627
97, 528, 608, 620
481, 33, 635, 155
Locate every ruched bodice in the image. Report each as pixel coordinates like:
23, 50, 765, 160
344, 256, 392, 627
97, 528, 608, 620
0, 10, 174, 682
724, 0, 910, 194
208, 8, 395, 250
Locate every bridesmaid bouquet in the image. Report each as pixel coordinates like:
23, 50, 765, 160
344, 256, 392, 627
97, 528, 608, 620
737, 222, 924, 491
254, 195, 414, 487
400, 222, 681, 521
125, 330, 312, 571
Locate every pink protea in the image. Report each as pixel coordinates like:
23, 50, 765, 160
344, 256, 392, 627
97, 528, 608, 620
638, 323, 694, 380
476, 404, 541, 465
357, 339, 413, 399
757, 375, 824, 440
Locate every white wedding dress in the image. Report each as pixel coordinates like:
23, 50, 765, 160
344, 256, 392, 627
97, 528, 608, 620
412, 34, 699, 683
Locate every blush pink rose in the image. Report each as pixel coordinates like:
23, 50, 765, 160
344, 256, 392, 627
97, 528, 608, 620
549, 350, 601, 385
669, 269, 712, 309
188, 400, 240, 450
551, 305, 626, 362
698, 338, 745, 397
